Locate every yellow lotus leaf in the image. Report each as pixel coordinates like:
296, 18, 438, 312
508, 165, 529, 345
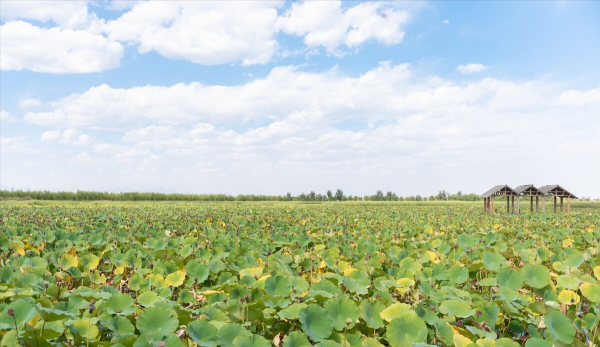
165, 270, 186, 287
453, 334, 473, 347
60, 254, 78, 269
493, 224, 500, 230
114, 266, 124, 275
476, 338, 496, 347
239, 267, 264, 277
10, 243, 25, 256
593, 265, 600, 280
562, 239, 573, 248
147, 273, 166, 289
587, 227, 594, 233
426, 251, 441, 264
343, 268, 357, 276
558, 290, 580, 305
396, 278, 415, 294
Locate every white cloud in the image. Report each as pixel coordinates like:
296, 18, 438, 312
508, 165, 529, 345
41, 130, 60, 142
0, 21, 123, 73
41, 129, 90, 145
12, 62, 600, 196
0, 1, 98, 29
277, 1, 408, 54
105, 1, 280, 65
457, 63, 488, 74
442, 20, 450, 24
0, 110, 17, 123
25, 161, 42, 168
19, 98, 43, 109
71, 152, 92, 164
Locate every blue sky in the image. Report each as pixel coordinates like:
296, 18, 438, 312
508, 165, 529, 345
1, 1, 599, 197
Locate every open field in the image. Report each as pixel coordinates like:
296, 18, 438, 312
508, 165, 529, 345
1, 202, 599, 347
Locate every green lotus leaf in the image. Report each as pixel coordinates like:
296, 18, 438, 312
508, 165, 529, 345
133, 332, 182, 347
439, 299, 475, 318
496, 267, 523, 291
362, 337, 385, 347
544, 311, 575, 344
278, 303, 307, 320
0, 299, 37, 329
70, 319, 100, 340
380, 303, 411, 322
314, 339, 342, 347
447, 265, 468, 284
283, 331, 312, 347
136, 306, 179, 336
481, 251, 506, 272
496, 338, 520, 347
522, 264, 551, 289
35, 305, 76, 322
299, 304, 333, 342
201, 305, 229, 322
359, 299, 385, 329
524, 338, 552, 347
232, 334, 270, 347
217, 323, 251, 347
105, 293, 136, 315
265, 275, 292, 297
103, 315, 135, 335
187, 320, 218, 347
434, 321, 454, 345
80, 254, 100, 271
556, 275, 580, 290
137, 291, 159, 307
324, 298, 359, 330
581, 282, 600, 302
385, 313, 427, 347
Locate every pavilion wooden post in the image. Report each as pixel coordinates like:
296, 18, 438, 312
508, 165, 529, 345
542, 196, 545, 212
554, 196, 557, 213
567, 197, 571, 212
529, 196, 533, 212
536, 196, 539, 212
507, 196, 510, 213
491, 196, 495, 213
516, 196, 520, 214
483, 198, 486, 212
560, 197, 564, 212
511, 196, 515, 213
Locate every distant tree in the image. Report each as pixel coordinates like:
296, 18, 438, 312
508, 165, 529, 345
309, 191, 316, 200
286, 192, 292, 200
429, 195, 436, 201
374, 190, 384, 201
415, 195, 423, 201
335, 189, 344, 201
327, 190, 333, 201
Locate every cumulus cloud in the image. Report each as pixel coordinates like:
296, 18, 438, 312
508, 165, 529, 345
0, 1, 415, 73
105, 1, 279, 66
457, 63, 488, 74
0, 110, 17, 123
277, 1, 409, 54
0, 1, 98, 29
41, 129, 90, 145
71, 152, 92, 164
0, 21, 123, 73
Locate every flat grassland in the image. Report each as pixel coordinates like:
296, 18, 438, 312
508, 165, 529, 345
1, 202, 599, 347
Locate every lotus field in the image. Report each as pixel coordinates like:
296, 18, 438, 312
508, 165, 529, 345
1, 202, 599, 347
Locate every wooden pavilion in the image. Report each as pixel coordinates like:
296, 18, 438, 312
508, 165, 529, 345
513, 184, 544, 213
479, 185, 517, 213
538, 185, 578, 213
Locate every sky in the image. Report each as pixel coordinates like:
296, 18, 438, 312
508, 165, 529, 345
1, 1, 599, 198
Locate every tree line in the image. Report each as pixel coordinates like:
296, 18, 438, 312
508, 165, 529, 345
0, 189, 480, 202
